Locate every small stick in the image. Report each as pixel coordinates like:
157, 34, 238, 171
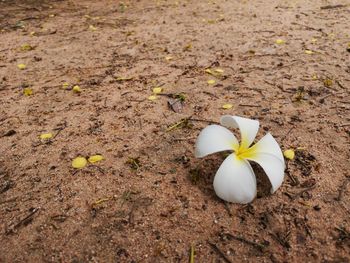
207, 241, 232, 263
334, 177, 350, 201
238, 104, 260, 107
7, 207, 40, 234
320, 4, 347, 9
225, 233, 266, 251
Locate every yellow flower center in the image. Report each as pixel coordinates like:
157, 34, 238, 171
233, 139, 258, 160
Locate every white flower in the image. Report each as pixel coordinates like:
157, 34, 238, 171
195, 115, 285, 204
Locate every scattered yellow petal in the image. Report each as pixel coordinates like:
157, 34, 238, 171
72, 157, 87, 169
62, 82, 70, 89
30, 31, 36, 36
205, 68, 213, 74
275, 39, 286, 44
305, 50, 313, 55
88, 155, 104, 163
323, 78, 333, 88
214, 68, 224, 73
165, 56, 173, 61
152, 87, 162, 94
148, 95, 157, 101
17, 63, 26, 70
23, 88, 33, 96
20, 44, 33, 51
312, 74, 318, 80
49, 14, 55, 18
89, 25, 97, 31
40, 133, 53, 140
72, 85, 81, 93
183, 43, 192, 51
222, 103, 233, 109
283, 149, 295, 160
116, 76, 133, 81
207, 79, 216, 85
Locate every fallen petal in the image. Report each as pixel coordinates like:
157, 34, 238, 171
220, 115, 259, 149
195, 125, 239, 158
213, 153, 256, 204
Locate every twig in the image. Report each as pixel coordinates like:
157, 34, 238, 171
189, 244, 195, 263
285, 186, 316, 200
320, 4, 347, 9
269, 231, 291, 250
6, 207, 40, 234
334, 177, 350, 201
238, 104, 260, 107
223, 233, 266, 251
207, 241, 232, 263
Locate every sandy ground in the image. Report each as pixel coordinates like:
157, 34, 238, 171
0, 0, 349, 262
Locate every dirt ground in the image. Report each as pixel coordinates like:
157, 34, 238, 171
0, 0, 349, 262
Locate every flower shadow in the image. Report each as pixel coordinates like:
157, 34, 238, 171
188, 153, 273, 202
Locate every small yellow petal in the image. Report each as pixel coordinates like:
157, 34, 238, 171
88, 155, 104, 163
152, 87, 162, 94
165, 56, 173, 61
20, 44, 33, 51
312, 74, 318, 80
205, 69, 213, 74
89, 25, 97, 31
17, 63, 26, 70
275, 39, 286, 44
305, 50, 313, 55
148, 95, 157, 101
207, 79, 216, 85
116, 76, 132, 81
72, 157, 87, 169
283, 149, 295, 160
72, 85, 81, 93
222, 103, 233, 109
30, 31, 36, 36
62, 82, 70, 89
40, 133, 53, 140
23, 88, 33, 96
214, 68, 224, 73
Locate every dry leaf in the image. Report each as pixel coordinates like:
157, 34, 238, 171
168, 98, 184, 113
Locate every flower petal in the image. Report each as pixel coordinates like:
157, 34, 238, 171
248, 133, 284, 163
195, 125, 239, 158
245, 153, 285, 193
213, 153, 256, 204
220, 115, 259, 149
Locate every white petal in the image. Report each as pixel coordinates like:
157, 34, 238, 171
249, 133, 285, 163
213, 153, 256, 204
195, 125, 239, 158
245, 153, 285, 193
220, 115, 259, 149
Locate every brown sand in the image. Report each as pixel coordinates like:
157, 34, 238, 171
0, 0, 349, 262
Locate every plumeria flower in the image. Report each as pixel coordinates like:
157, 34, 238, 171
195, 115, 285, 204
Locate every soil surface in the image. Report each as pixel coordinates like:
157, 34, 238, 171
0, 0, 349, 262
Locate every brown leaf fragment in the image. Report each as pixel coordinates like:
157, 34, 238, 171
167, 98, 184, 113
